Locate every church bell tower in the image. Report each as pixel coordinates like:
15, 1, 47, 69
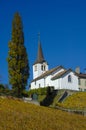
33, 38, 48, 79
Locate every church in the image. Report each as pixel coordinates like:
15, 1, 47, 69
30, 40, 86, 91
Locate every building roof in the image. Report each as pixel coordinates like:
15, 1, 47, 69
33, 41, 46, 65
31, 66, 64, 82
76, 73, 86, 78
51, 69, 73, 80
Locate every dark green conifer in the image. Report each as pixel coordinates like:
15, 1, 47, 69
8, 12, 29, 97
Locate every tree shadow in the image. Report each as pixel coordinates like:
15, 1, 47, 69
40, 87, 58, 106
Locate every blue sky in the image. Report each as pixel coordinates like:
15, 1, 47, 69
0, 0, 86, 87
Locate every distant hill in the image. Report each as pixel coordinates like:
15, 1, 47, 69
0, 97, 86, 130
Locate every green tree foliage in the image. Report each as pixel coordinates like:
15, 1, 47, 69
28, 87, 54, 96
8, 12, 29, 97
0, 84, 11, 96
0, 84, 4, 90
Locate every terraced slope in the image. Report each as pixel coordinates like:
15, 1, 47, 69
0, 97, 86, 130
57, 92, 86, 110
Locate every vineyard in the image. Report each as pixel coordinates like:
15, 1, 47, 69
0, 97, 86, 130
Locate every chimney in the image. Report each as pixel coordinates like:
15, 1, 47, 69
75, 67, 80, 74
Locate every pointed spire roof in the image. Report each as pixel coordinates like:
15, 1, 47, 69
34, 41, 46, 65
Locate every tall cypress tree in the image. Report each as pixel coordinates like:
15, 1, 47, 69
8, 12, 29, 97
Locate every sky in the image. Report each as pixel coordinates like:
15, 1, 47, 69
0, 0, 86, 87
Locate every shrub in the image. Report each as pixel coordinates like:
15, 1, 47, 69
28, 86, 54, 96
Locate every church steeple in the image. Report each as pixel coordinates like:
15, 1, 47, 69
34, 41, 45, 65
33, 34, 48, 79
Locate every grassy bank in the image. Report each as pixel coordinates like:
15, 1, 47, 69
57, 92, 86, 110
0, 97, 86, 130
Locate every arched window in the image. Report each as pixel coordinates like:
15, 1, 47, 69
41, 65, 43, 71
68, 75, 72, 83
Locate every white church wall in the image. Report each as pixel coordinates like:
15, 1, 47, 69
45, 75, 53, 86
31, 72, 79, 90
31, 82, 35, 89
51, 79, 59, 89
33, 63, 48, 79
61, 72, 79, 90
31, 78, 46, 89
45, 75, 62, 90
48, 68, 65, 89
33, 64, 42, 79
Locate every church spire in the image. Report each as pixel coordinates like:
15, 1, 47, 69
33, 33, 49, 79
34, 33, 46, 65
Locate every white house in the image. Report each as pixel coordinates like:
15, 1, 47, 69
30, 40, 86, 91
75, 67, 86, 91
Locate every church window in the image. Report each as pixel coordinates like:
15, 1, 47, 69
35, 65, 37, 71
78, 78, 81, 85
39, 84, 41, 88
68, 75, 72, 83
41, 65, 43, 71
